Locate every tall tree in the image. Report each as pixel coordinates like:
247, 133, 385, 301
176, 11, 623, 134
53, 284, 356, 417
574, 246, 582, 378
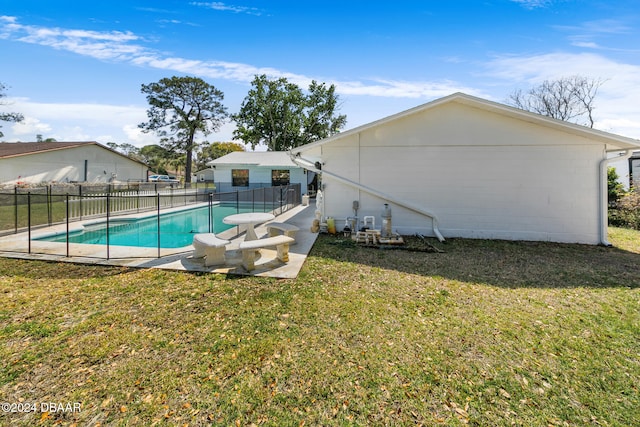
507, 75, 604, 128
106, 142, 141, 159
304, 81, 347, 142
139, 144, 172, 174
233, 75, 346, 151
139, 76, 228, 182
0, 82, 23, 138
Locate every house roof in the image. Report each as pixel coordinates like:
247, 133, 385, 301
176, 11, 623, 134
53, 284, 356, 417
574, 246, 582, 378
292, 92, 640, 153
0, 141, 148, 166
209, 151, 299, 167
0, 141, 95, 158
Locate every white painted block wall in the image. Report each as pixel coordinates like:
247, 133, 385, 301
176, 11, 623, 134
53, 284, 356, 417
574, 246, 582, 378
318, 102, 604, 244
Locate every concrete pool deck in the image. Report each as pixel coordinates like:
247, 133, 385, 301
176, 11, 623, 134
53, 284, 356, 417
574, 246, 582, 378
0, 204, 318, 279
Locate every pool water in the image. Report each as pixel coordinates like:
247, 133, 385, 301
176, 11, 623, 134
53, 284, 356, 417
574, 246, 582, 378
37, 205, 260, 248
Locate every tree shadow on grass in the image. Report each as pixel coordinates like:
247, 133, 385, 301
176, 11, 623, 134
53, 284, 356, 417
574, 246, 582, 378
0, 257, 129, 280
310, 234, 640, 289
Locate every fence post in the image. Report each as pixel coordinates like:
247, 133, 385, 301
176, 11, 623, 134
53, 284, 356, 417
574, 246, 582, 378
236, 190, 239, 213
47, 185, 52, 225
79, 185, 83, 219
280, 186, 284, 215
106, 194, 110, 260
66, 193, 70, 258
27, 192, 31, 254
13, 187, 18, 234
157, 193, 161, 258
208, 192, 213, 233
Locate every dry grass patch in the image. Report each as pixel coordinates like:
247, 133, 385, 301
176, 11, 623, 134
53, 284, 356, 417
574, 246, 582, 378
1, 228, 639, 426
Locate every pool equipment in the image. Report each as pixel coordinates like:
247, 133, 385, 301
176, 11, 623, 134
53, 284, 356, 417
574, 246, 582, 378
381, 203, 392, 238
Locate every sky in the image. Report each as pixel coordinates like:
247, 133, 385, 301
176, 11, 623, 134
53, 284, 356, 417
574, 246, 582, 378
1, 0, 639, 150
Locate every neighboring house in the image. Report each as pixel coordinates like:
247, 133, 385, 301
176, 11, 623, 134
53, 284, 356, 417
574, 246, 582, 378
195, 167, 215, 183
209, 151, 313, 194
291, 92, 640, 245
608, 150, 640, 190
0, 141, 148, 185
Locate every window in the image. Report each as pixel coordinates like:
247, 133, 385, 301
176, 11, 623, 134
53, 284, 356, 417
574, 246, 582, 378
631, 158, 640, 188
272, 169, 290, 187
232, 169, 249, 187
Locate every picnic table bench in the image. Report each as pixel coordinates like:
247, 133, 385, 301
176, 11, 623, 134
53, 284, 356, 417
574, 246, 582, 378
192, 234, 230, 267
238, 235, 295, 271
267, 222, 300, 242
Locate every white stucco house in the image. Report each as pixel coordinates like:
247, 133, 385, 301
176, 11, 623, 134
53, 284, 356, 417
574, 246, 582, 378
0, 141, 148, 185
290, 93, 640, 245
608, 150, 640, 190
195, 167, 215, 183
209, 151, 315, 195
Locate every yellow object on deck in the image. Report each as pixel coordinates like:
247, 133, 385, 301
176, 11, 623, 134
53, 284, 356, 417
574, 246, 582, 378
327, 217, 336, 234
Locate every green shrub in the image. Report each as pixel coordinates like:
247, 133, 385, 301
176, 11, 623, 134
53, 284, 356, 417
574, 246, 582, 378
610, 190, 640, 230
608, 166, 626, 206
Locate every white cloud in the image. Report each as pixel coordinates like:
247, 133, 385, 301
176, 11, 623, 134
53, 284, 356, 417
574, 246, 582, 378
55, 125, 90, 142
333, 78, 486, 99
190, 2, 263, 16
10, 116, 51, 136
571, 41, 600, 49
554, 19, 633, 50
1, 15, 147, 62
3, 97, 153, 145
485, 52, 626, 83
2, 96, 241, 146
123, 124, 161, 146
509, 0, 552, 10
554, 19, 632, 36
11, 98, 146, 123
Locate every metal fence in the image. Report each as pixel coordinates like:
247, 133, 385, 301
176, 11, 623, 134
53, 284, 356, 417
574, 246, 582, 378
0, 183, 301, 260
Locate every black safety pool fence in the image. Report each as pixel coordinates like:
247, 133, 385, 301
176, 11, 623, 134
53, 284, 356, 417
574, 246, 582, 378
0, 184, 301, 260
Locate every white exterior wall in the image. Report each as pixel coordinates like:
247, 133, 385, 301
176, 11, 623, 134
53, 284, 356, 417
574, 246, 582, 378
318, 102, 605, 244
196, 168, 215, 182
0, 145, 148, 185
213, 164, 307, 193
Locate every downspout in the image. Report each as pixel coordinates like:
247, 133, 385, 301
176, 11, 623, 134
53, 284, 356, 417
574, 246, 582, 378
599, 150, 631, 246
290, 152, 445, 242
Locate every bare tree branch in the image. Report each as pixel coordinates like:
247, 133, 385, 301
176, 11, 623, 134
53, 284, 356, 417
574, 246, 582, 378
507, 76, 605, 128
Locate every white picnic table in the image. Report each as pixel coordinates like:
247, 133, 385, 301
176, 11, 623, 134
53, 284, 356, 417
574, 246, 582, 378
223, 212, 275, 241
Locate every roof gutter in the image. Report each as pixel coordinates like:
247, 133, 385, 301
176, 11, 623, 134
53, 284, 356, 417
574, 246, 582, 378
599, 150, 632, 246
290, 152, 445, 242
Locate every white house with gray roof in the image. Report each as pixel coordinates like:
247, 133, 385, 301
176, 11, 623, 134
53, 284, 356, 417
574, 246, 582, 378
208, 151, 313, 194
291, 92, 640, 245
0, 141, 148, 185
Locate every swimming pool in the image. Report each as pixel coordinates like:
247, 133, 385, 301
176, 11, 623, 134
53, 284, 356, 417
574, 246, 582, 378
36, 204, 261, 248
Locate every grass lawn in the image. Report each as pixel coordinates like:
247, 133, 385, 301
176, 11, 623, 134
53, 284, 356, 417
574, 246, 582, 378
1, 228, 639, 426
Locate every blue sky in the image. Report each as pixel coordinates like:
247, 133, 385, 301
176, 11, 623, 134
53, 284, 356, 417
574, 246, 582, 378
1, 0, 639, 149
